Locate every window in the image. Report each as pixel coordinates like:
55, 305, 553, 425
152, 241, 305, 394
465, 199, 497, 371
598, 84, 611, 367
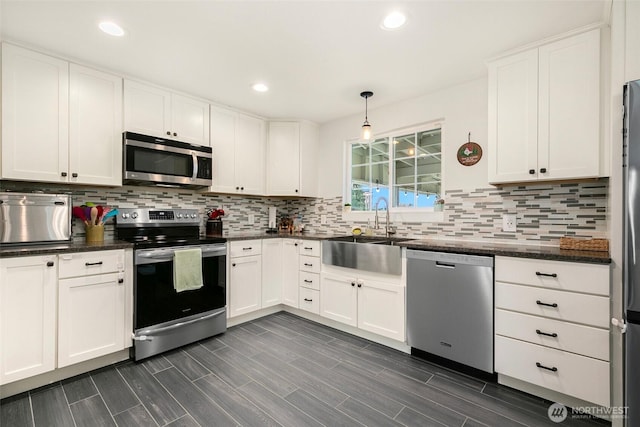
348, 123, 442, 212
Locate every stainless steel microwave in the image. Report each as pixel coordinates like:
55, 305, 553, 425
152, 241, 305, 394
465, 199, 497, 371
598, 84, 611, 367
123, 132, 213, 189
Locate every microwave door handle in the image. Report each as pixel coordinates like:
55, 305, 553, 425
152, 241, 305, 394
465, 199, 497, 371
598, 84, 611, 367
192, 152, 198, 180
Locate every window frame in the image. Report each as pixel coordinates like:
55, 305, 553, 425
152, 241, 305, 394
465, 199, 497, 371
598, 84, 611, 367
343, 120, 445, 219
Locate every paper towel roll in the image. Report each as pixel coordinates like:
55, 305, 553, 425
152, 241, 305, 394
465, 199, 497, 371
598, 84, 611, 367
268, 206, 277, 229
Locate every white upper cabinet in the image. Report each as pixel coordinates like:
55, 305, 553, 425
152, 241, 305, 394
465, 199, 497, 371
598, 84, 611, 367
69, 64, 123, 186
2, 44, 69, 183
267, 120, 319, 197
124, 80, 209, 146
488, 28, 601, 184
1, 44, 122, 186
209, 105, 265, 195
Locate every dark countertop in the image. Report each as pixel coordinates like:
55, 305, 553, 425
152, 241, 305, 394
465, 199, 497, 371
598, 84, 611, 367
222, 231, 342, 241
399, 239, 611, 264
0, 240, 134, 258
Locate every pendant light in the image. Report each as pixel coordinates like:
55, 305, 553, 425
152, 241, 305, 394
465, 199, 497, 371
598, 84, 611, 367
360, 91, 373, 140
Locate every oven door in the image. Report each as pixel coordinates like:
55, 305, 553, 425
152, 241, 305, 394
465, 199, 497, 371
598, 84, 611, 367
134, 244, 226, 330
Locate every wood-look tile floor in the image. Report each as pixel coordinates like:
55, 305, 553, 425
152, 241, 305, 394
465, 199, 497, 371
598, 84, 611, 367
1, 312, 609, 427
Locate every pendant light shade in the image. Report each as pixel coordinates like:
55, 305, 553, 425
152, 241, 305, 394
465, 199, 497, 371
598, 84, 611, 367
360, 91, 373, 140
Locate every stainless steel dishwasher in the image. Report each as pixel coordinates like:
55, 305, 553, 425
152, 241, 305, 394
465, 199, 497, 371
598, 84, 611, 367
406, 250, 494, 374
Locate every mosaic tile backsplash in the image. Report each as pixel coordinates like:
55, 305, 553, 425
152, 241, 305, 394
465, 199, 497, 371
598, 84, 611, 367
1, 180, 608, 245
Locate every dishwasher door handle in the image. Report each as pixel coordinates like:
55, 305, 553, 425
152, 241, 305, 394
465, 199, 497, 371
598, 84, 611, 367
435, 261, 456, 269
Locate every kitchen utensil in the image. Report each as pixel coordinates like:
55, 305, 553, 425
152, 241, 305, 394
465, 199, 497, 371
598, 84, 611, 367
100, 209, 118, 224
84, 207, 92, 222
96, 206, 103, 225
90, 207, 98, 226
72, 206, 89, 225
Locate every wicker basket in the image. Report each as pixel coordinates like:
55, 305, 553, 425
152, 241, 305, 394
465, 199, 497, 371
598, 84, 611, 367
559, 237, 609, 252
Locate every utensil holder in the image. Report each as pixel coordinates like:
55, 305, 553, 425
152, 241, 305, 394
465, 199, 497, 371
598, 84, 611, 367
206, 219, 223, 237
86, 224, 104, 243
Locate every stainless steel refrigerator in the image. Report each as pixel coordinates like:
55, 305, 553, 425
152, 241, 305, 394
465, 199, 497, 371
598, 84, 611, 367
624, 79, 640, 427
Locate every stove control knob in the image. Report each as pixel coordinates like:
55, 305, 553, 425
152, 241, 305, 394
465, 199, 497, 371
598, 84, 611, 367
122, 213, 130, 219
177, 213, 183, 218
191, 213, 197, 218
131, 212, 138, 219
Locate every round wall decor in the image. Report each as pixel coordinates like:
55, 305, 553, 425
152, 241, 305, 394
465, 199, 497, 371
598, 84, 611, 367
457, 133, 482, 166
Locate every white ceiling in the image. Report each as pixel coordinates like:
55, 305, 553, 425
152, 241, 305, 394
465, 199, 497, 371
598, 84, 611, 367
0, 0, 607, 124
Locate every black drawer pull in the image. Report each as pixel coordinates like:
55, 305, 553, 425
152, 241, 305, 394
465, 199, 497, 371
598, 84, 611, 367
46, 261, 54, 267
536, 362, 558, 372
436, 261, 456, 268
118, 278, 124, 284
304, 247, 313, 250
72, 172, 78, 178
536, 272, 557, 278
536, 329, 558, 338
304, 298, 313, 302
529, 169, 535, 175
232, 263, 236, 267
242, 247, 252, 251
357, 283, 362, 288
304, 279, 313, 283
351, 282, 356, 287
85, 261, 103, 266
540, 168, 547, 173
304, 263, 313, 267
536, 300, 558, 308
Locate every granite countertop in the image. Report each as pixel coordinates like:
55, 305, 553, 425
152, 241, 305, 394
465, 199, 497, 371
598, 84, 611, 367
222, 231, 342, 241
0, 240, 134, 258
398, 239, 611, 264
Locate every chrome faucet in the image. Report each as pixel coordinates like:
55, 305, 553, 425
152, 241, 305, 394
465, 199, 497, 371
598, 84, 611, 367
374, 197, 396, 237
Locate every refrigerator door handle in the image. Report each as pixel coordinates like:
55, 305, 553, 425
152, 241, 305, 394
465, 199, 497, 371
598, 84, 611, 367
611, 317, 627, 333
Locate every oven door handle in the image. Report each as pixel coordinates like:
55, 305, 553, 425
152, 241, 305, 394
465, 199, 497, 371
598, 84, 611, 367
135, 309, 226, 339
136, 246, 226, 264
192, 152, 198, 181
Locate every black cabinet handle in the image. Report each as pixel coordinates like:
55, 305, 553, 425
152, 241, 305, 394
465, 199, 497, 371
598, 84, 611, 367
236, 186, 240, 190
536, 329, 558, 338
357, 283, 362, 288
85, 261, 103, 266
295, 189, 299, 193
61, 172, 68, 177
540, 168, 547, 173
304, 298, 313, 302
529, 169, 535, 175
536, 300, 558, 308
232, 263, 236, 267
351, 282, 356, 287
118, 278, 124, 284
304, 279, 313, 283
294, 243, 298, 246
304, 263, 313, 267
536, 362, 558, 372
241, 187, 244, 190
46, 261, 54, 267
72, 173, 78, 178
243, 247, 252, 251
173, 132, 177, 137
304, 247, 313, 250
536, 272, 557, 278
166, 131, 171, 136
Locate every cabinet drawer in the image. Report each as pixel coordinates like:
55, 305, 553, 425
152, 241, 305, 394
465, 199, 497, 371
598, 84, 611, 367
300, 255, 320, 273
299, 287, 319, 314
230, 240, 262, 257
299, 271, 320, 290
495, 309, 609, 361
495, 257, 609, 296
59, 250, 124, 278
298, 240, 320, 257
495, 335, 609, 407
495, 282, 609, 328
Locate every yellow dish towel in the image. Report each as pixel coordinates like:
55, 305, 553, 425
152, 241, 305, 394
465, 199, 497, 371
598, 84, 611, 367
173, 248, 203, 293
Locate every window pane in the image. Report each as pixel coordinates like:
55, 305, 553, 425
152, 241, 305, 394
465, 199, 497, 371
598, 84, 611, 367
394, 185, 415, 208
371, 187, 390, 211
351, 164, 369, 183
370, 138, 389, 163
371, 162, 389, 187
351, 183, 371, 211
352, 144, 369, 166
417, 129, 441, 158
395, 157, 415, 186
393, 133, 415, 159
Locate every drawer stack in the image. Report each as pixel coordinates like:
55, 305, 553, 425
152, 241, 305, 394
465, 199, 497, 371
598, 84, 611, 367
298, 240, 320, 314
494, 256, 610, 407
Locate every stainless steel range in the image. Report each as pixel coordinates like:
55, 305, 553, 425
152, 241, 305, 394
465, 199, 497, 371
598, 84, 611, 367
116, 208, 226, 360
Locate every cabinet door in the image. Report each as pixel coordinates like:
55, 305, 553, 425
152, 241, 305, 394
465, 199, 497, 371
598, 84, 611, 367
261, 239, 283, 308
357, 279, 405, 341
229, 255, 262, 317
1, 44, 69, 182
58, 272, 125, 368
267, 122, 300, 196
538, 29, 600, 181
236, 114, 266, 195
320, 274, 357, 326
124, 80, 171, 138
487, 49, 539, 184
171, 94, 210, 146
282, 240, 300, 307
209, 105, 238, 193
69, 64, 123, 186
299, 121, 319, 197
0, 256, 57, 384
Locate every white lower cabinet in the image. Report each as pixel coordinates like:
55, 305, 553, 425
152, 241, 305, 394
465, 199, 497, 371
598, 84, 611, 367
320, 271, 405, 341
298, 287, 320, 315
494, 256, 610, 406
58, 272, 125, 368
0, 249, 131, 386
229, 240, 263, 318
261, 239, 283, 308
0, 255, 57, 384
282, 240, 300, 308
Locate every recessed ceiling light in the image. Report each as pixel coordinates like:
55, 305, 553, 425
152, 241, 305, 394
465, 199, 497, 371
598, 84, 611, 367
252, 83, 269, 92
381, 11, 407, 30
99, 21, 125, 37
